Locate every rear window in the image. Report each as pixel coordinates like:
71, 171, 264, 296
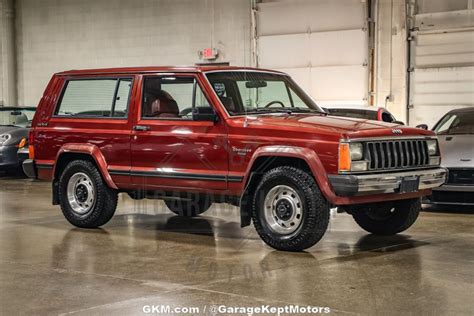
55, 78, 132, 118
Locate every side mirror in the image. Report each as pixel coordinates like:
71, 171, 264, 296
393, 120, 405, 125
416, 124, 428, 130
193, 106, 218, 122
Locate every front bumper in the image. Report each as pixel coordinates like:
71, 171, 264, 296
329, 168, 447, 197
0, 145, 20, 169
425, 183, 474, 206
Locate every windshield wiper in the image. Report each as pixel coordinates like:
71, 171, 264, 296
284, 108, 326, 114
246, 108, 325, 115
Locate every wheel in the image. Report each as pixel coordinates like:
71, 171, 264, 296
349, 198, 421, 235
59, 160, 118, 228
164, 194, 212, 217
251, 166, 330, 251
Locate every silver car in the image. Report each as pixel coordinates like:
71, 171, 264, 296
424, 108, 474, 206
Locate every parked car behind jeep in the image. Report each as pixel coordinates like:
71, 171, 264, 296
423, 108, 474, 206
324, 106, 404, 125
0, 106, 36, 174
23, 66, 446, 251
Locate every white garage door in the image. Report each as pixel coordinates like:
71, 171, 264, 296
408, 3, 474, 127
256, 0, 368, 107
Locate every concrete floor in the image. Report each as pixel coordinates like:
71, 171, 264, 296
0, 175, 473, 315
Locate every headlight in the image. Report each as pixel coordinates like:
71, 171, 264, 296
339, 142, 368, 172
349, 143, 364, 160
427, 139, 438, 156
351, 161, 369, 172
0, 134, 11, 146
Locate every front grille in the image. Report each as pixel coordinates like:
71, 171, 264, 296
366, 139, 430, 171
447, 168, 474, 185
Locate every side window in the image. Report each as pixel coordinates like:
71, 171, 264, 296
435, 114, 457, 134
56, 78, 132, 117
113, 79, 132, 117
142, 76, 211, 119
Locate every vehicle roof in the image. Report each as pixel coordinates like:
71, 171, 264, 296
56, 66, 286, 76
447, 107, 474, 114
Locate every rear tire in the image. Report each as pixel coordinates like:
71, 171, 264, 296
251, 166, 329, 252
349, 198, 421, 235
59, 160, 118, 228
164, 194, 212, 217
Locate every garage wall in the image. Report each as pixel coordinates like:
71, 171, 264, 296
0, 0, 17, 107
256, 0, 369, 107
408, 0, 474, 127
375, 0, 408, 123
15, 0, 251, 106
0, 1, 3, 106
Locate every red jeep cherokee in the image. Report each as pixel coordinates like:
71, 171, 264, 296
23, 66, 446, 251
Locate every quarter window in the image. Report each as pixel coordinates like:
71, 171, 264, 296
56, 78, 132, 117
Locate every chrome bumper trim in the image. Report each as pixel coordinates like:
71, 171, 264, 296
329, 168, 447, 196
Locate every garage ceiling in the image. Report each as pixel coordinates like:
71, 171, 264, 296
256, 0, 369, 107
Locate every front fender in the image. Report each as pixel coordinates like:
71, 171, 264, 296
54, 143, 118, 190
244, 145, 338, 204
239, 145, 339, 227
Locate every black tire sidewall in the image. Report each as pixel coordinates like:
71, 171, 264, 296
351, 198, 421, 235
252, 166, 329, 251
59, 160, 117, 228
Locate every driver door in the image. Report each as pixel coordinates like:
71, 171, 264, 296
130, 74, 228, 191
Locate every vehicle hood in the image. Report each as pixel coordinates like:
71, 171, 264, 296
240, 113, 432, 138
438, 134, 474, 168
0, 125, 20, 134
0, 125, 28, 146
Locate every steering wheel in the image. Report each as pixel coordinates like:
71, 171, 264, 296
264, 101, 285, 108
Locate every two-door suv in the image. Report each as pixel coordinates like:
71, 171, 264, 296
23, 66, 447, 251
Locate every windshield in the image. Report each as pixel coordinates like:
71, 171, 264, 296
206, 71, 324, 115
0, 108, 36, 127
433, 111, 474, 135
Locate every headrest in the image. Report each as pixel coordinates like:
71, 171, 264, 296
150, 91, 179, 117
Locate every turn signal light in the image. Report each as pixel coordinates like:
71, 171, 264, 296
17, 138, 27, 148
28, 145, 35, 159
28, 130, 35, 159
338, 143, 351, 172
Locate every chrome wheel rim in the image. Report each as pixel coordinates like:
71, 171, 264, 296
67, 172, 95, 216
263, 185, 303, 235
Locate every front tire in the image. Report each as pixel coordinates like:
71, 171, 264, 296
349, 198, 421, 235
252, 166, 329, 252
59, 160, 118, 228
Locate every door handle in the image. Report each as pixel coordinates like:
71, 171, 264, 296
133, 125, 150, 131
